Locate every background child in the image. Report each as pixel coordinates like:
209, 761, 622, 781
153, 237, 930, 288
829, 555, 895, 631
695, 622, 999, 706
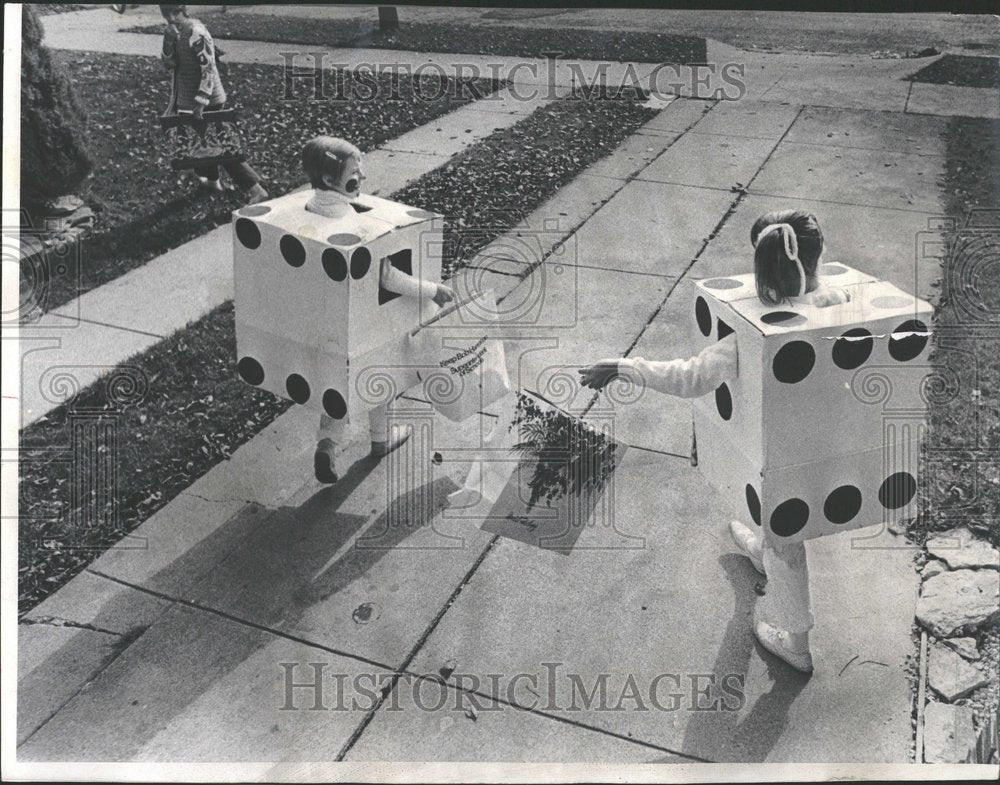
160, 4, 268, 204
578, 209, 849, 674
302, 136, 455, 484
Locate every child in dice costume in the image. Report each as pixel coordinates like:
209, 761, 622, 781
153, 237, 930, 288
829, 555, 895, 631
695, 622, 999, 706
579, 210, 932, 674
303, 138, 455, 482
231, 136, 454, 484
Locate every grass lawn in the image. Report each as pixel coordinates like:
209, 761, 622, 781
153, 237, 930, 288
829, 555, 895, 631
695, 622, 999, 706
912, 114, 999, 744
28, 51, 500, 315
18, 92, 659, 615
919, 115, 1000, 546
124, 14, 707, 64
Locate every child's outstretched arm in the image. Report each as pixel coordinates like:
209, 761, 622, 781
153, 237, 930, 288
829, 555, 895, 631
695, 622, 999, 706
380, 258, 455, 307
579, 333, 738, 399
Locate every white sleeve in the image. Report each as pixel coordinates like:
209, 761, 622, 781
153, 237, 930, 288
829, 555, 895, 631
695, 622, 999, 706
380, 257, 438, 299
617, 333, 738, 398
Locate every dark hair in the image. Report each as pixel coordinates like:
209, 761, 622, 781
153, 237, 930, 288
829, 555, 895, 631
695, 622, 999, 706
302, 136, 361, 190
159, 5, 188, 17
750, 209, 824, 306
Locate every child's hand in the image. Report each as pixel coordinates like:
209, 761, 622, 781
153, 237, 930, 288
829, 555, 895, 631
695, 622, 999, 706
578, 361, 621, 391
432, 284, 455, 308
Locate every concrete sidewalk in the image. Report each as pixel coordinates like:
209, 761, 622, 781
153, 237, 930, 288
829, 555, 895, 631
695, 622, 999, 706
16, 95, 953, 763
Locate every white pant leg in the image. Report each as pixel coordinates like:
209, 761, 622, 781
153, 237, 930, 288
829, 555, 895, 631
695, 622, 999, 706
317, 402, 389, 445
760, 539, 813, 634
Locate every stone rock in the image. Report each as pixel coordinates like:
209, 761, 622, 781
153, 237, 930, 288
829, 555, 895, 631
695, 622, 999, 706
45, 195, 84, 215
916, 569, 1000, 637
921, 559, 947, 581
926, 527, 1000, 571
927, 643, 989, 701
943, 637, 981, 661
924, 702, 977, 763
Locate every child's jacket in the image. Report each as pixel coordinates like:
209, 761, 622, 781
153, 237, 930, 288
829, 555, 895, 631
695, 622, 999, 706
162, 20, 227, 112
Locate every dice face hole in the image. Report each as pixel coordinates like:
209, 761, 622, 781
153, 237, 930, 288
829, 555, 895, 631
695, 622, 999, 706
323, 389, 348, 419
703, 277, 743, 290
824, 485, 862, 524
772, 341, 815, 384
878, 471, 916, 509
280, 235, 306, 268
745, 484, 762, 526
871, 295, 911, 310
715, 383, 733, 421
889, 319, 928, 362
717, 318, 734, 340
832, 327, 874, 370
819, 263, 848, 276
237, 356, 265, 386
695, 296, 712, 337
770, 498, 810, 537
322, 248, 348, 281
407, 209, 437, 219
761, 311, 807, 327
239, 205, 271, 217
350, 247, 372, 279
379, 250, 413, 305
328, 233, 362, 246
235, 218, 261, 249
286, 373, 311, 404
350, 202, 373, 214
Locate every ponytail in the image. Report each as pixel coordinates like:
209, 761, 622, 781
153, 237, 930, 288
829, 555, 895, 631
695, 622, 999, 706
751, 210, 824, 306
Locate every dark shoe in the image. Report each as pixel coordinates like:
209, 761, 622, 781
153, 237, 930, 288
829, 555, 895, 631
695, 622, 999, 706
314, 438, 338, 484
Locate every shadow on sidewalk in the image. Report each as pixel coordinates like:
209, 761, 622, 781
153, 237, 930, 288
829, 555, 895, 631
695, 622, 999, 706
680, 553, 808, 762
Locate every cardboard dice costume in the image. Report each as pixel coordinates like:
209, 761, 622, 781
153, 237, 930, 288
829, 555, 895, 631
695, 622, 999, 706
691, 262, 932, 545
232, 191, 443, 423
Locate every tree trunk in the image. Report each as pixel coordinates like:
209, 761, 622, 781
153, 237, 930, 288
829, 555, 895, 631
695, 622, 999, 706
378, 6, 399, 33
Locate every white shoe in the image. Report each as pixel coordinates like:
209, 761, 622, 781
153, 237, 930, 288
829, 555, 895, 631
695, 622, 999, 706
754, 620, 814, 674
729, 520, 765, 574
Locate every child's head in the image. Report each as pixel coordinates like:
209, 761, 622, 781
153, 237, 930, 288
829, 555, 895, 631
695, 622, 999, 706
302, 136, 364, 198
750, 210, 824, 305
159, 4, 189, 24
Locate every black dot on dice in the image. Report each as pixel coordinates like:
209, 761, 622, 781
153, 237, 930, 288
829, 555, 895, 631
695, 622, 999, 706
824, 485, 862, 524
323, 388, 348, 419
239, 205, 271, 217
703, 278, 743, 290
715, 384, 733, 421
280, 235, 306, 268
832, 327, 874, 370
285, 374, 310, 404
695, 296, 711, 337
235, 218, 261, 249
322, 248, 348, 281
761, 311, 807, 327
770, 498, 809, 537
350, 247, 372, 279
745, 484, 761, 526
878, 472, 916, 509
237, 356, 264, 386
889, 319, 928, 362
772, 341, 815, 384
407, 208, 437, 219
717, 319, 734, 340
820, 263, 848, 276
